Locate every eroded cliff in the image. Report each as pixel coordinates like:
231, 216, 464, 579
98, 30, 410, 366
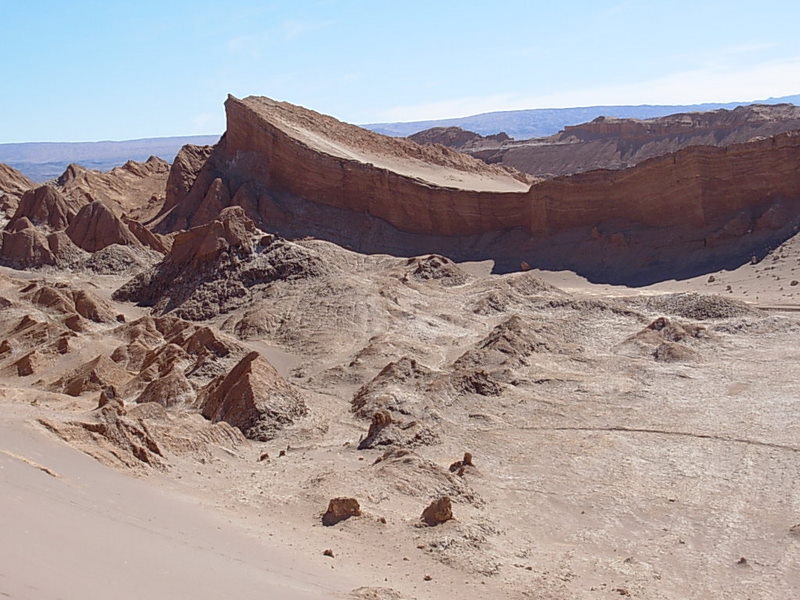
154, 95, 800, 283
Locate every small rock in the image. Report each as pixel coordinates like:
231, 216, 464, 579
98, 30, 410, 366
791, 280, 799, 287
707, 275, 716, 283
323, 497, 361, 526
258, 452, 270, 462
323, 548, 334, 558
448, 451, 474, 473
421, 496, 453, 526
423, 575, 432, 581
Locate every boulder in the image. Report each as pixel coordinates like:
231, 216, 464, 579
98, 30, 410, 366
421, 496, 453, 526
322, 497, 361, 526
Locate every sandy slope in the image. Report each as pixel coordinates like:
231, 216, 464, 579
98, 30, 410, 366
0, 408, 355, 600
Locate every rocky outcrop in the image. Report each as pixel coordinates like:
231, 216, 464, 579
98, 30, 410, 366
0, 163, 35, 198
134, 368, 195, 407
55, 156, 170, 221
23, 282, 118, 323
65, 201, 143, 252
0, 219, 87, 268
6, 185, 85, 232
0, 163, 34, 217
38, 405, 167, 471
322, 497, 361, 526
166, 96, 800, 238
196, 351, 307, 440
115, 207, 326, 319
50, 355, 131, 397
145, 95, 800, 284
421, 496, 453, 526
168, 204, 255, 266
161, 144, 216, 217
62, 199, 165, 255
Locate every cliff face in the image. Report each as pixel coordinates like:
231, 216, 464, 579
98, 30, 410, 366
528, 132, 800, 233
154, 95, 800, 283
163, 95, 800, 236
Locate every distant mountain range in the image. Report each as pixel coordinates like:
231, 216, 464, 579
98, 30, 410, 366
3, 94, 799, 182
0, 135, 219, 182
364, 94, 800, 139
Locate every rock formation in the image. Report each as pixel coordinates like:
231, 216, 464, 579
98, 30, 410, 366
115, 206, 325, 319
322, 497, 362, 526
421, 496, 453, 526
408, 127, 510, 151
55, 156, 170, 221
196, 351, 307, 440
0, 219, 87, 268
0, 163, 35, 198
148, 95, 800, 284
6, 185, 85, 231
160, 144, 216, 217
65, 200, 145, 252
0, 163, 34, 217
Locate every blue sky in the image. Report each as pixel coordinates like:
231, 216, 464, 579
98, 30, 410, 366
2, 0, 799, 142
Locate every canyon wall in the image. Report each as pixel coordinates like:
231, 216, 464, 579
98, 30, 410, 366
153, 95, 800, 282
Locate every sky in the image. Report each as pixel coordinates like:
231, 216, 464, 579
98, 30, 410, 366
2, 0, 800, 142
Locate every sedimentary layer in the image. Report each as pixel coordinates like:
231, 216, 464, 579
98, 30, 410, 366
159, 95, 800, 244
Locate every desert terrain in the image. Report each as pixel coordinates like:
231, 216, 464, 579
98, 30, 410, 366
1, 96, 798, 600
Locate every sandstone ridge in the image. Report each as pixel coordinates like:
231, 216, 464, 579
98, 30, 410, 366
151, 95, 800, 284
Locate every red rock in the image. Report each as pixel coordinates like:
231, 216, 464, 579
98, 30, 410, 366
50, 355, 131, 397
12, 351, 39, 377
0, 222, 86, 268
6, 185, 85, 231
167, 206, 256, 266
469, 104, 800, 178
161, 144, 215, 217
55, 157, 170, 221
421, 496, 453, 526
213, 96, 793, 237
322, 497, 361, 526
197, 351, 306, 440
0, 163, 35, 198
134, 368, 194, 407
65, 200, 142, 252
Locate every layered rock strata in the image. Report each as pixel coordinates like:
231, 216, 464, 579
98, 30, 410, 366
157, 96, 800, 238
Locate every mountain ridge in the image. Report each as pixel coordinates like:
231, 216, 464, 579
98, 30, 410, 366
364, 94, 800, 138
